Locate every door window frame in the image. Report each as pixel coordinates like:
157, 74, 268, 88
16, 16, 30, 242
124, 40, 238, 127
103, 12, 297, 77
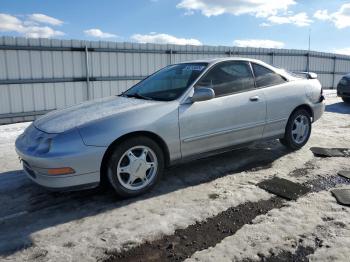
250, 62, 288, 89
193, 60, 257, 98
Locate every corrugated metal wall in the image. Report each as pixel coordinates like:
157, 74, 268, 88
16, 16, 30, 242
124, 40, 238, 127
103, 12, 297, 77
1, 36, 350, 124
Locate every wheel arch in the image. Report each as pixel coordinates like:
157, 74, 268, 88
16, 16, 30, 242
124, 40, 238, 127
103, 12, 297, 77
290, 104, 314, 121
100, 131, 171, 184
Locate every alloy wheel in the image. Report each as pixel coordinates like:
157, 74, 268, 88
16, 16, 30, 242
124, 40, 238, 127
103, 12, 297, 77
116, 146, 158, 191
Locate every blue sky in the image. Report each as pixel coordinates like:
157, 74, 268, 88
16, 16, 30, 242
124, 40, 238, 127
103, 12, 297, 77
0, 0, 350, 54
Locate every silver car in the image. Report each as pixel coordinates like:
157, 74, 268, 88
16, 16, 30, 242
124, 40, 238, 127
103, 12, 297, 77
16, 58, 325, 197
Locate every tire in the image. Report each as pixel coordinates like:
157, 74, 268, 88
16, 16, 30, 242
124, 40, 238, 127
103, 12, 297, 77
279, 137, 287, 147
342, 97, 350, 104
279, 109, 312, 150
106, 136, 164, 198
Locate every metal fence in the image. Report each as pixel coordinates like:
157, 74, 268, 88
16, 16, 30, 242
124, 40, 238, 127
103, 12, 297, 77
1, 36, 350, 124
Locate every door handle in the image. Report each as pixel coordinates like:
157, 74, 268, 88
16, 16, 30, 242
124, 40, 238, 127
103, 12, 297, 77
249, 96, 259, 102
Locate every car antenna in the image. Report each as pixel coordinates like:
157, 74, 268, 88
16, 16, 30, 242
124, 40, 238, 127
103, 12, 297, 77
307, 28, 311, 73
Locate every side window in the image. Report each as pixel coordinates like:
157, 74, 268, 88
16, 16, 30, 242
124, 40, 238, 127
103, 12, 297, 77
252, 63, 286, 88
195, 61, 255, 97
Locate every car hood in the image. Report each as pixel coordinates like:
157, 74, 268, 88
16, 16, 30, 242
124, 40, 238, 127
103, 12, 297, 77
34, 96, 159, 133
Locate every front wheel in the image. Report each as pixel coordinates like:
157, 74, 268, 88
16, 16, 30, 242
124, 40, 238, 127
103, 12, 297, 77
342, 97, 350, 104
106, 136, 164, 198
280, 109, 312, 150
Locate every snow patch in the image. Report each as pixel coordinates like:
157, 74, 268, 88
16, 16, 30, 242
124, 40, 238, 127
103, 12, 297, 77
187, 190, 350, 262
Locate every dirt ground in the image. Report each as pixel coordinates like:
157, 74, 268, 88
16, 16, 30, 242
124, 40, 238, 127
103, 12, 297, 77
0, 92, 350, 262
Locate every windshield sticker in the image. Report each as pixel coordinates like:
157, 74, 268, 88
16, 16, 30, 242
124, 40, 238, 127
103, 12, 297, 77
183, 65, 205, 71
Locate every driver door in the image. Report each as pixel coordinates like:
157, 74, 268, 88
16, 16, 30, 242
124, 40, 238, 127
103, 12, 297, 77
178, 61, 266, 158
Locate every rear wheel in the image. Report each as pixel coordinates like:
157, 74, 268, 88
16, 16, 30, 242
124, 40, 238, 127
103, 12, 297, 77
342, 97, 350, 104
279, 109, 312, 150
106, 136, 164, 198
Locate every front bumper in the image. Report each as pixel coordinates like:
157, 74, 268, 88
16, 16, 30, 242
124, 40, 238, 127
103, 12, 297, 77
311, 100, 325, 122
21, 160, 100, 190
15, 126, 106, 190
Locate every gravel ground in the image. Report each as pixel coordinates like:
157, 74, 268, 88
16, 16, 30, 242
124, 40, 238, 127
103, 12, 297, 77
0, 93, 350, 262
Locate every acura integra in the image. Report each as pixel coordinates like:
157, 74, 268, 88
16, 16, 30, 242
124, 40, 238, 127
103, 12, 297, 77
16, 58, 325, 197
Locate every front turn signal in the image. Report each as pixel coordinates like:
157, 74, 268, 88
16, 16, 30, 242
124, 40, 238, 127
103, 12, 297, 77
47, 167, 75, 175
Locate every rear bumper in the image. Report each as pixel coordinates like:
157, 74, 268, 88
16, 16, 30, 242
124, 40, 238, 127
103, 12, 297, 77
311, 100, 325, 122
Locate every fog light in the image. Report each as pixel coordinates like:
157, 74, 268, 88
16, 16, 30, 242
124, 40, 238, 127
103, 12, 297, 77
47, 167, 75, 175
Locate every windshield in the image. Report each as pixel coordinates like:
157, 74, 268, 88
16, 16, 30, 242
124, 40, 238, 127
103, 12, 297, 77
123, 63, 208, 101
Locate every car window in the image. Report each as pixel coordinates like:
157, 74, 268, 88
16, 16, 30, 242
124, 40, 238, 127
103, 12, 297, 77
252, 63, 286, 88
195, 61, 255, 97
124, 63, 207, 101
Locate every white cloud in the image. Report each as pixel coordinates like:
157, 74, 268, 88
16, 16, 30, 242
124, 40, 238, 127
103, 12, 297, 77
0, 13, 64, 38
24, 26, 64, 38
314, 10, 330, 21
314, 3, 350, 29
267, 12, 312, 27
234, 39, 284, 48
177, 1, 310, 27
176, 0, 296, 18
334, 4, 350, 28
28, 14, 63, 26
0, 13, 22, 31
259, 22, 271, 27
84, 28, 117, 38
131, 33, 202, 45
334, 47, 350, 56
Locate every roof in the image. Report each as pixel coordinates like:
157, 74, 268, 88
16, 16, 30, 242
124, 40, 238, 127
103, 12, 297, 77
178, 57, 262, 65
177, 56, 297, 81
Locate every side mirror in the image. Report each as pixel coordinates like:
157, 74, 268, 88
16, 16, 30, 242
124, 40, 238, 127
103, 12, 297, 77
191, 87, 215, 102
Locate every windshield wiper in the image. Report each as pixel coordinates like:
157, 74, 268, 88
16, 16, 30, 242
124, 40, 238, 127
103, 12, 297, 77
123, 93, 153, 100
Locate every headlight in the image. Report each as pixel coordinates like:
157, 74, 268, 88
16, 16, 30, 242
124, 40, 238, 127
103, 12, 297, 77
35, 138, 52, 154
18, 124, 56, 155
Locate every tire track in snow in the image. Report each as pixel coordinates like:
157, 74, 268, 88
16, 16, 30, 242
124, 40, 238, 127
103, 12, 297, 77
185, 161, 350, 262
104, 197, 284, 262
102, 161, 350, 262
187, 188, 350, 262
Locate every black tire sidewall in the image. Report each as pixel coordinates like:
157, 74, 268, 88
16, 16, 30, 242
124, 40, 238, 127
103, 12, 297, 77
107, 136, 164, 198
284, 109, 312, 150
